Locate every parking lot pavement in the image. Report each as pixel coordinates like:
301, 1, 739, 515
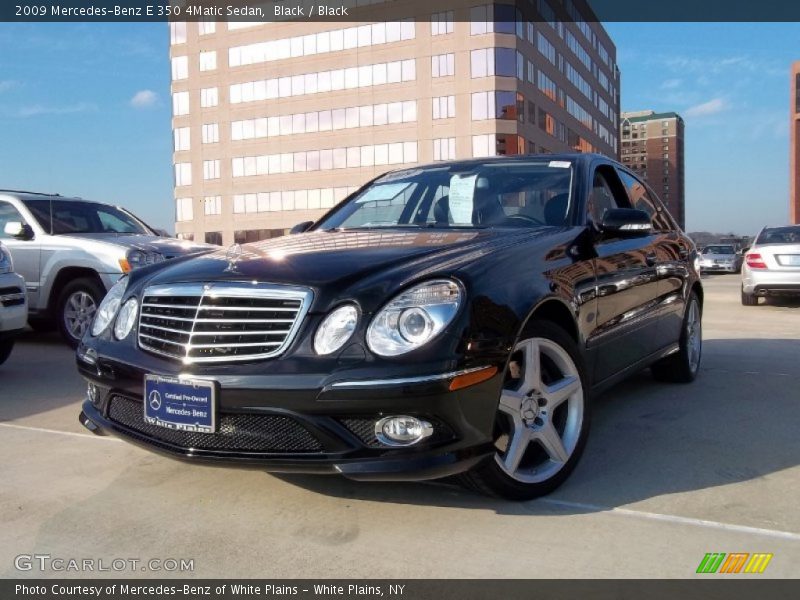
1, 274, 799, 579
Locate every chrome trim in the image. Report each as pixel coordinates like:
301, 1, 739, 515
0, 292, 26, 303
137, 282, 313, 364
329, 366, 492, 389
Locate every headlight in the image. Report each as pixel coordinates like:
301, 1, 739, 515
314, 304, 358, 355
120, 250, 165, 273
91, 278, 128, 336
0, 245, 13, 274
367, 279, 462, 357
113, 297, 139, 340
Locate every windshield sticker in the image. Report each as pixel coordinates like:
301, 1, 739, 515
448, 174, 477, 225
548, 161, 572, 169
355, 183, 411, 204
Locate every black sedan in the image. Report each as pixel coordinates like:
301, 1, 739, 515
77, 154, 702, 500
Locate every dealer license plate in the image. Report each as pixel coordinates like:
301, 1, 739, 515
143, 375, 216, 433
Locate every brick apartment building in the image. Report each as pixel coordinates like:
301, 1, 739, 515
620, 110, 685, 229
791, 61, 800, 224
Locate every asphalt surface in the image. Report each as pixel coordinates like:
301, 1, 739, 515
1, 275, 799, 579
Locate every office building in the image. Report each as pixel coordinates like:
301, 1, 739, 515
170, 1, 621, 245
620, 110, 685, 229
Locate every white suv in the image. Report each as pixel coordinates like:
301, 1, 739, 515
0, 190, 212, 347
0, 241, 27, 365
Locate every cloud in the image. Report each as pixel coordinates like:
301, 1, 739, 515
0, 80, 19, 93
684, 98, 729, 118
130, 89, 158, 109
660, 78, 682, 90
17, 102, 97, 118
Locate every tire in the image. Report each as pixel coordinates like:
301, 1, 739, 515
56, 277, 105, 348
741, 286, 758, 306
652, 291, 702, 383
459, 321, 591, 500
0, 340, 13, 366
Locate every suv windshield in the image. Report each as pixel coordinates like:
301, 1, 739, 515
23, 199, 152, 235
756, 226, 800, 245
702, 245, 735, 254
317, 161, 574, 230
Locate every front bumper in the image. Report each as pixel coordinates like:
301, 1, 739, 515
76, 347, 501, 481
699, 262, 738, 273
0, 272, 28, 335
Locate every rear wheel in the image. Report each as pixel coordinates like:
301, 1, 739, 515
0, 340, 14, 366
56, 278, 104, 348
460, 321, 590, 500
741, 286, 758, 306
652, 291, 702, 383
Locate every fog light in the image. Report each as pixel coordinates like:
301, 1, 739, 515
375, 416, 433, 447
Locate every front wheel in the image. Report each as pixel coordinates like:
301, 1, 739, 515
0, 340, 14, 366
460, 321, 590, 500
56, 278, 105, 348
652, 291, 702, 383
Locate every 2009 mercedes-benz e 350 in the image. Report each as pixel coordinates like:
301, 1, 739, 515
77, 154, 702, 499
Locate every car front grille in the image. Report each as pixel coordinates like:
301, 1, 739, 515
108, 395, 324, 453
137, 282, 312, 364
0, 286, 25, 307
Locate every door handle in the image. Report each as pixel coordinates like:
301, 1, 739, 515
645, 253, 657, 266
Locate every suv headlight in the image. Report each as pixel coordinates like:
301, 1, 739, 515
91, 278, 128, 336
314, 304, 358, 355
367, 279, 463, 357
0, 245, 13, 274
120, 250, 165, 273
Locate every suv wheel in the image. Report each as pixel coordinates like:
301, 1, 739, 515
741, 286, 758, 306
460, 321, 590, 500
652, 291, 702, 383
57, 278, 105, 348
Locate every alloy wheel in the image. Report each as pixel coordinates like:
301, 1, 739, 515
63, 291, 97, 341
494, 337, 585, 484
686, 298, 702, 373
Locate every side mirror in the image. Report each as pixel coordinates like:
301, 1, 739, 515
154, 228, 171, 237
598, 209, 652, 238
4, 221, 34, 240
739, 247, 750, 255
290, 221, 314, 235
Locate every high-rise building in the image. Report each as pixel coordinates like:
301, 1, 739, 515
619, 110, 685, 229
170, 1, 621, 245
791, 61, 800, 224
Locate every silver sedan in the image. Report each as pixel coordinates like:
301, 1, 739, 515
741, 225, 800, 305
698, 244, 742, 273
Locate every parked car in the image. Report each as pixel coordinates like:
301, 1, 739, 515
0, 191, 213, 347
698, 244, 742, 273
0, 241, 27, 366
741, 225, 800, 305
77, 154, 702, 500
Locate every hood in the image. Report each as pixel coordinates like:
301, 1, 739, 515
140, 228, 558, 309
61, 233, 212, 258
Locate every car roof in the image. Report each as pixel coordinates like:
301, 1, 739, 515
383, 152, 614, 174
0, 190, 96, 203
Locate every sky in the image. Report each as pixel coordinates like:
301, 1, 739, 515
0, 21, 798, 235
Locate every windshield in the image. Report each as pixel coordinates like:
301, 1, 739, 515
702, 245, 735, 254
317, 161, 574, 230
756, 226, 800, 246
23, 199, 152, 235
